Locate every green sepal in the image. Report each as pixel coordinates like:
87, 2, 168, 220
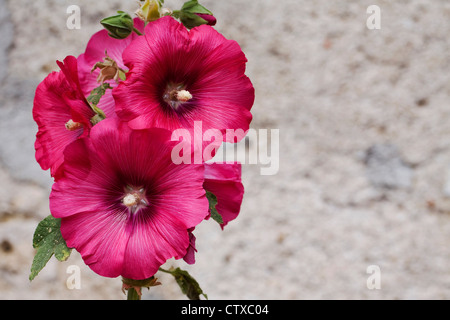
179, 12, 208, 29
118, 70, 126, 81
29, 215, 72, 281
122, 276, 161, 288
205, 190, 223, 225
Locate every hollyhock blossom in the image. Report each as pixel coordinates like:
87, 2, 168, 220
50, 118, 209, 279
114, 16, 254, 145
203, 162, 244, 229
33, 55, 95, 179
77, 18, 144, 118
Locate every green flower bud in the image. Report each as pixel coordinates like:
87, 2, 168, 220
178, 11, 208, 29
181, 0, 213, 15
100, 11, 135, 39
177, 0, 216, 29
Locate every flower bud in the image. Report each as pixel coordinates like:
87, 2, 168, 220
194, 13, 216, 26
100, 11, 134, 39
178, 0, 216, 29
136, 0, 162, 23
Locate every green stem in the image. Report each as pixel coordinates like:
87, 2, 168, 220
171, 10, 181, 19
127, 287, 141, 300
133, 27, 143, 36
158, 267, 172, 274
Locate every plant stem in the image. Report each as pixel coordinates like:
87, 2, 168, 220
158, 267, 171, 274
133, 27, 143, 36
127, 287, 141, 300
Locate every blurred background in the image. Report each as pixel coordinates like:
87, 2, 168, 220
1, 0, 450, 299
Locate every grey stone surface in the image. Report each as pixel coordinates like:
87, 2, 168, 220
0, 77, 52, 187
364, 144, 413, 189
0, 0, 13, 84
1, 0, 450, 300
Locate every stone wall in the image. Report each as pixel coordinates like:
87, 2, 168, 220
1, 0, 450, 299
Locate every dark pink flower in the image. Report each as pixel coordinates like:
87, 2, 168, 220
113, 16, 254, 143
50, 118, 209, 279
33, 56, 95, 179
77, 18, 144, 118
203, 162, 244, 229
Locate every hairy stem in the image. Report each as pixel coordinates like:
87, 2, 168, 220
127, 287, 141, 300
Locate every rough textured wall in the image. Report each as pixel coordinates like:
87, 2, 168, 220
1, 0, 450, 299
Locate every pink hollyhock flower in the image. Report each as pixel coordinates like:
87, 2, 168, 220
114, 16, 254, 143
203, 162, 244, 229
33, 55, 95, 179
77, 18, 144, 118
50, 117, 209, 279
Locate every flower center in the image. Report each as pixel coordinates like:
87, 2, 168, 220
65, 119, 83, 131
163, 83, 192, 110
122, 186, 148, 214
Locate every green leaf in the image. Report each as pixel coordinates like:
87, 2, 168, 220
87, 83, 110, 125
29, 215, 72, 281
87, 83, 112, 107
181, 0, 213, 15
159, 267, 207, 300
205, 191, 223, 225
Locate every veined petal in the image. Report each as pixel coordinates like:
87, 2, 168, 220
50, 118, 209, 279
33, 58, 94, 179
122, 210, 189, 279
77, 18, 145, 118
203, 163, 244, 229
61, 208, 130, 278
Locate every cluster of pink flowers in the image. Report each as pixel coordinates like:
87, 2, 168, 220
33, 15, 254, 280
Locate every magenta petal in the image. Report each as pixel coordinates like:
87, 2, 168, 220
203, 163, 244, 228
122, 211, 190, 279
49, 139, 109, 218
183, 230, 197, 265
56, 56, 84, 97
60, 209, 130, 278
77, 18, 144, 118
33, 58, 94, 179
